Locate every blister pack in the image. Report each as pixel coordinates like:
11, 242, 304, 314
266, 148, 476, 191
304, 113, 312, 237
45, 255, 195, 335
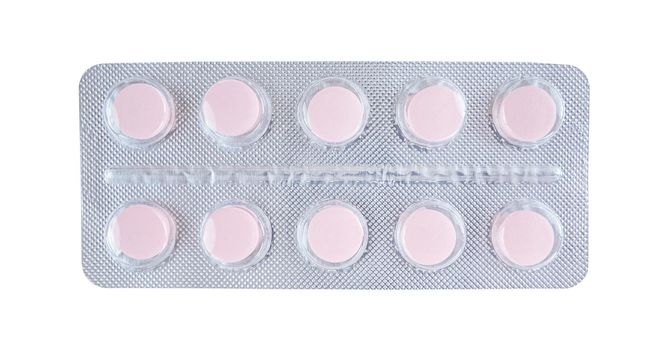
80, 62, 589, 288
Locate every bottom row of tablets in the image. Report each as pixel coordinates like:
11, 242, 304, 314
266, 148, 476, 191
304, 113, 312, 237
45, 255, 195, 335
106, 199, 563, 272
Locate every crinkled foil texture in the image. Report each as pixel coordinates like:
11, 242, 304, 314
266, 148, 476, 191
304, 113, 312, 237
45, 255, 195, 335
80, 62, 589, 288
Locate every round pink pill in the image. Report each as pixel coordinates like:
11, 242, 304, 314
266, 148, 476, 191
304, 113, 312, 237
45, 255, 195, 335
107, 203, 175, 265
202, 205, 263, 264
201, 79, 262, 137
400, 207, 458, 266
494, 81, 562, 145
306, 86, 365, 144
492, 209, 557, 268
306, 204, 365, 264
108, 82, 173, 142
404, 84, 465, 144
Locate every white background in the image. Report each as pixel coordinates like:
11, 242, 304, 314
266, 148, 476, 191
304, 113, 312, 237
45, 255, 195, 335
0, 1, 669, 348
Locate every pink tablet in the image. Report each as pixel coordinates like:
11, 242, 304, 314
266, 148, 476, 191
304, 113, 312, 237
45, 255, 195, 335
106, 202, 177, 270
298, 78, 369, 147
491, 200, 563, 269
492, 79, 563, 147
201, 78, 271, 147
201, 202, 272, 269
105, 79, 175, 147
397, 78, 466, 147
395, 201, 465, 270
297, 200, 368, 269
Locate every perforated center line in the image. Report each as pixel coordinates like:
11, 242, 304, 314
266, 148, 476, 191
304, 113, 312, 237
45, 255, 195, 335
105, 165, 563, 186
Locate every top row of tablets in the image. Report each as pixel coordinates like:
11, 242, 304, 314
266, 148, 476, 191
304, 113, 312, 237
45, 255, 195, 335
104, 76, 564, 149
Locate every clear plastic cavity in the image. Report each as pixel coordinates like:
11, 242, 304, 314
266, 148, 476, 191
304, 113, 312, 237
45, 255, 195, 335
104, 78, 176, 148
296, 200, 368, 270
105, 201, 177, 270
200, 200, 272, 270
200, 77, 272, 148
491, 199, 563, 270
297, 77, 369, 148
395, 200, 466, 271
492, 78, 564, 148
396, 78, 466, 148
